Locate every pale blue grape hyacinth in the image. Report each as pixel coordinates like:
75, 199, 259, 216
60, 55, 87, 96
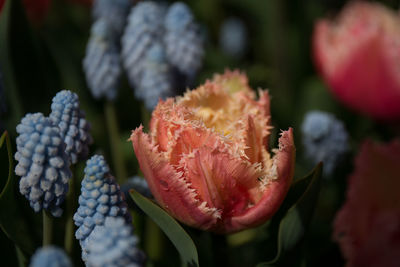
86, 217, 145, 267
83, 19, 121, 101
92, 0, 132, 37
121, 1, 165, 88
15, 113, 72, 217
219, 17, 247, 58
137, 43, 176, 110
302, 110, 349, 176
121, 176, 152, 200
50, 90, 92, 164
30, 246, 72, 267
74, 154, 131, 260
164, 2, 204, 78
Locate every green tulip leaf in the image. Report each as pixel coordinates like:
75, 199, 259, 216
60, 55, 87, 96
130, 190, 199, 267
257, 163, 323, 266
0, 131, 39, 259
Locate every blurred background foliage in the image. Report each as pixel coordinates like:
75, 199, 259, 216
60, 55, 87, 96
1, 0, 400, 266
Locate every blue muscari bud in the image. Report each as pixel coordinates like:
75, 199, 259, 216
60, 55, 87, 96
164, 2, 193, 31
30, 246, 72, 267
74, 154, 131, 260
92, 0, 132, 37
121, 176, 152, 199
136, 43, 176, 110
164, 2, 204, 78
121, 1, 165, 88
15, 113, 72, 217
301, 110, 349, 176
83, 19, 121, 101
86, 217, 145, 267
219, 17, 247, 58
50, 90, 92, 164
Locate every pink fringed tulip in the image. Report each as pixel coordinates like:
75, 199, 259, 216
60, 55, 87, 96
334, 140, 400, 267
313, 2, 400, 120
130, 70, 295, 233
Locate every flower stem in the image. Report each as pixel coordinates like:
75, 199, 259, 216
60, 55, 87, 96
104, 100, 127, 183
42, 210, 53, 246
64, 168, 76, 256
15, 246, 26, 267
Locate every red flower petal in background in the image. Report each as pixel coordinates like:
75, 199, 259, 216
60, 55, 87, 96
333, 140, 400, 267
313, 2, 400, 120
0, 0, 51, 24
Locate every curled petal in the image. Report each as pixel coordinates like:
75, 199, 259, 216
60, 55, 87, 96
131, 126, 219, 230
230, 129, 295, 231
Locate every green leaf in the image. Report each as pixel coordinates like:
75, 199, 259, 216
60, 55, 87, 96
130, 190, 199, 267
257, 163, 323, 267
0, 131, 39, 258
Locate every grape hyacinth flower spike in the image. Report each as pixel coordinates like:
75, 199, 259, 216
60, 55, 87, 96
137, 43, 176, 110
219, 17, 248, 58
164, 2, 204, 79
92, 0, 132, 37
301, 110, 349, 176
30, 246, 72, 267
50, 90, 92, 164
15, 113, 72, 217
121, 1, 165, 88
73, 154, 131, 260
86, 217, 145, 267
83, 19, 122, 101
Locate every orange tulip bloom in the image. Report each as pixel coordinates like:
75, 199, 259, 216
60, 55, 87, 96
131, 70, 295, 233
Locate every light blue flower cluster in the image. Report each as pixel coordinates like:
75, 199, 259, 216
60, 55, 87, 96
15, 113, 72, 217
86, 217, 145, 267
30, 246, 72, 267
121, 1, 203, 110
219, 17, 247, 58
92, 0, 131, 37
74, 154, 131, 260
121, 1, 165, 88
50, 90, 92, 164
301, 110, 349, 176
83, 19, 122, 101
121, 176, 152, 200
164, 2, 204, 78
136, 43, 176, 109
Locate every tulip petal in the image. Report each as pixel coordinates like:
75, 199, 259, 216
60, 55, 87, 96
230, 128, 295, 232
131, 126, 220, 230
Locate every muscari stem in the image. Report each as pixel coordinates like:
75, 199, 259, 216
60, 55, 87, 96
104, 100, 127, 183
42, 210, 53, 246
64, 168, 76, 256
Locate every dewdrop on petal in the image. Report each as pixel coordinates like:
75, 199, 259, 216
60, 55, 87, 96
83, 19, 121, 101
164, 2, 204, 78
15, 113, 72, 217
121, 1, 165, 88
30, 246, 72, 267
86, 217, 145, 267
73, 155, 131, 261
50, 90, 92, 164
301, 111, 349, 176
92, 0, 132, 37
136, 43, 176, 110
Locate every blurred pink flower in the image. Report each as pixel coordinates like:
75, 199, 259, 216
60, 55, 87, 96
130, 70, 295, 233
333, 139, 400, 267
313, 2, 400, 120
0, 0, 51, 24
